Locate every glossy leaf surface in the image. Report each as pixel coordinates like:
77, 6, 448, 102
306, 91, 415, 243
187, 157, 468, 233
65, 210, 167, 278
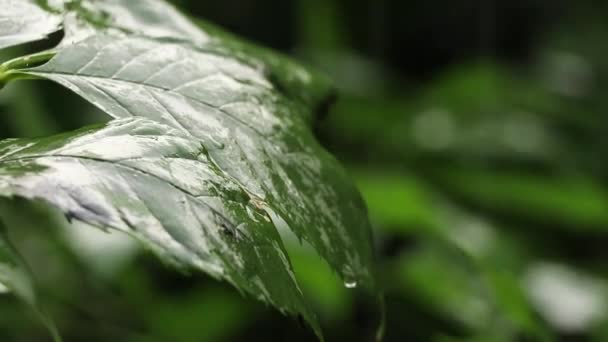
0, 118, 320, 333
0, 0, 60, 49
0, 0, 378, 336
23, 33, 374, 290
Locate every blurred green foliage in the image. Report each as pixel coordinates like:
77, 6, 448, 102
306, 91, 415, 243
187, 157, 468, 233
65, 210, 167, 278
1, 0, 608, 341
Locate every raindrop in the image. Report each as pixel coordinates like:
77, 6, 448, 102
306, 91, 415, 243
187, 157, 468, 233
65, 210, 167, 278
344, 280, 358, 289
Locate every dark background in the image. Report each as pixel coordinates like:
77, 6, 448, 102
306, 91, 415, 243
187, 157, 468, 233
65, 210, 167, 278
1, 0, 608, 341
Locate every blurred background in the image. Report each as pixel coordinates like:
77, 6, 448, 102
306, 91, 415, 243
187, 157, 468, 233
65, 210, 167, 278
1, 0, 608, 341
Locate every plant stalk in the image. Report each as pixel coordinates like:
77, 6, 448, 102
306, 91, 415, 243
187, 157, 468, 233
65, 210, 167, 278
0, 50, 56, 88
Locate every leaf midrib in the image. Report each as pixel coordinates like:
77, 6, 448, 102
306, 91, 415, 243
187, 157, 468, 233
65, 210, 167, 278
0, 153, 244, 231
28, 70, 269, 137
0, 152, 303, 311
25, 69, 293, 222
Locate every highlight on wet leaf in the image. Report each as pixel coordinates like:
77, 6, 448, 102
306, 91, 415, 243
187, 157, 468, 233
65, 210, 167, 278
0, 0, 379, 340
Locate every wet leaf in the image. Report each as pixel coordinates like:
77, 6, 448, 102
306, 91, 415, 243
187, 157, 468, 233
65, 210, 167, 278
0, 0, 378, 337
0, 117, 323, 334
24, 33, 373, 289
0, 0, 61, 49
85, 0, 210, 44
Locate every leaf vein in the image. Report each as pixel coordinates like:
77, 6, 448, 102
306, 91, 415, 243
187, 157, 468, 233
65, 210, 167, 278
0, 154, 238, 232
31, 71, 266, 136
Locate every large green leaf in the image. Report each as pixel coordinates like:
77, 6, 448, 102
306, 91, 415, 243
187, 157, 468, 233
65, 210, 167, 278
21, 33, 374, 289
0, 117, 320, 333
0, 0, 378, 337
62, 0, 335, 120
0, 0, 61, 49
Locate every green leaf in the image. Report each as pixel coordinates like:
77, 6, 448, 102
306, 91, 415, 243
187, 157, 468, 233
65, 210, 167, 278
0, 0, 379, 336
85, 0, 210, 44
0, 221, 60, 342
436, 168, 608, 231
62, 0, 335, 122
353, 169, 438, 234
21, 33, 375, 289
0, 0, 61, 49
0, 117, 321, 335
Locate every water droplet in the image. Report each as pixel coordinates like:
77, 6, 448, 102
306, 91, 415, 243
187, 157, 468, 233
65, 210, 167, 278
344, 280, 358, 289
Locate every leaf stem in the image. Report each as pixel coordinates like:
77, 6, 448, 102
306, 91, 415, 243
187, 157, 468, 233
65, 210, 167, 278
1, 50, 56, 71
0, 50, 56, 88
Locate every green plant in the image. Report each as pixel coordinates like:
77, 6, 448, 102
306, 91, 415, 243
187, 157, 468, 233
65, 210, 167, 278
0, 0, 379, 340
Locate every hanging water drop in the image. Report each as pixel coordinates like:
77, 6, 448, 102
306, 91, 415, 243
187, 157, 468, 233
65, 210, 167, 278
344, 280, 358, 289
